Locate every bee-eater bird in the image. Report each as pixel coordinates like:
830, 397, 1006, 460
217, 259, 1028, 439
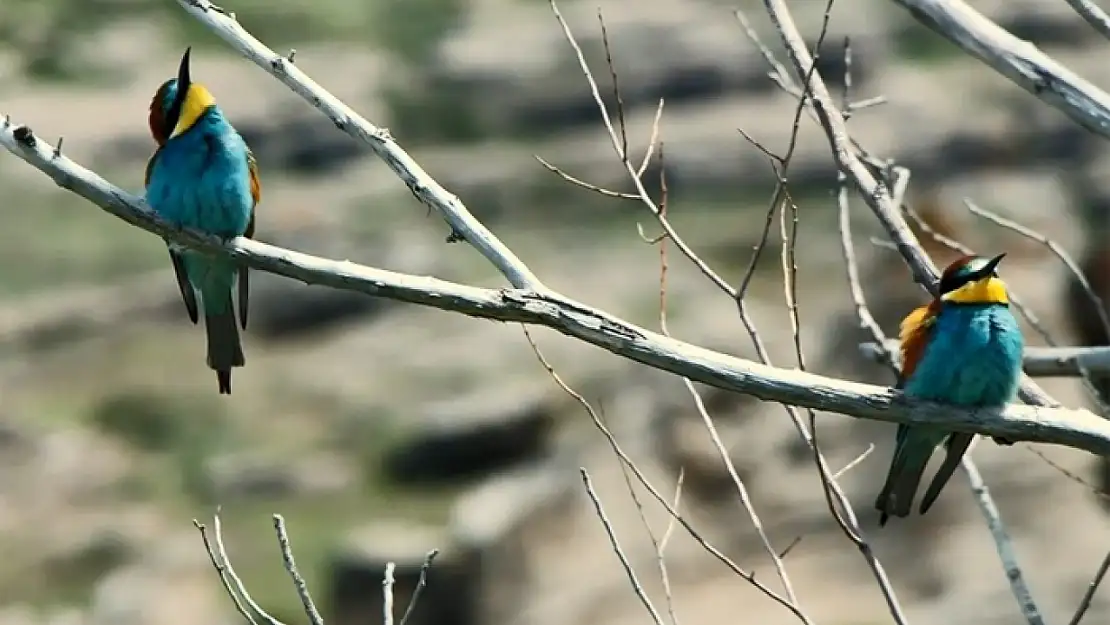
874, 253, 1023, 525
144, 47, 260, 395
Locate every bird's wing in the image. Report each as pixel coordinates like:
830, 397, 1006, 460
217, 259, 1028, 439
145, 147, 200, 324
237, 146, 260, 330
247, 147, 261, 208
897, 301, 940, 387
143, 146, 163, 188
169, 249, 199, 324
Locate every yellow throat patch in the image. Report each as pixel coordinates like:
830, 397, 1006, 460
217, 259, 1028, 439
170, 84, 216, 139
941, 276, 1009, 305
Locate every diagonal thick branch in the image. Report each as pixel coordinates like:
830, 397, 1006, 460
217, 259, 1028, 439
3, 119, 1110, 457
176, 0, 542, 290
890, 0, 1110, 139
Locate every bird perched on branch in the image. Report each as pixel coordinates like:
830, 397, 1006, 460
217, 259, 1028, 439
144, 47, 260, 395
874, 254, 1023, 525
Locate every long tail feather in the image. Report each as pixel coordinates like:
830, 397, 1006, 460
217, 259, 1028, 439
238, 211, 255, 330
204, 292, 245, 395
875, 428, 936, 526
919, 433, 974, 515
169, 250, 198, 324
238, 265, 249, 330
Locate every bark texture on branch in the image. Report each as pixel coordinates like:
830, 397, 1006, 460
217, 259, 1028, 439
1, 119, 1107, 455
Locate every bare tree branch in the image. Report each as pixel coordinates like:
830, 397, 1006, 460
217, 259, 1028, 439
960, 453, 1046, 625
3, 94, 1110, 469
176, 0, 542, 290
274, 514, 325, 625
194, 511, 339, 625
1062, 0, 1110, 42
890, 0, 1110, 139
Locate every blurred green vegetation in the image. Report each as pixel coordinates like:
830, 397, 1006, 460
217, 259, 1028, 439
90, 390, 228, 453
891, 19, 964, 65
0, 377, 458, 613
0, 0, 467, 81
0, 178, 166, 295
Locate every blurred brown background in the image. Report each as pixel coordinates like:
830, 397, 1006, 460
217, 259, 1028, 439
1, 0, 1109, 623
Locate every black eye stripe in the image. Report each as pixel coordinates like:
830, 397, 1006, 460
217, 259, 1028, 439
938, 266, 999, 295
939, 273, 971, 295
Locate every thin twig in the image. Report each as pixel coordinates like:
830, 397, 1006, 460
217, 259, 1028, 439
534, 156, 640, 200
274, 514, 325, 625
738, 13, 909, 624
193, 517, 268, 625
382, 562, 396, 625
399, 550, 440, 625
1025, 446, 1110, 499
580, 468, 668, 625
1069, 549, 1110, 625
657, 469, 684, 625
965, 199, 1110, 349
520, 326, 681, 624
833, 445, 876, 480
213, 513, 285, 625
961, 457, 1046, 625
548, 0, 734, 297
520, 327, 806, 619
838, 177, 885, 354
650, 142, 684, 625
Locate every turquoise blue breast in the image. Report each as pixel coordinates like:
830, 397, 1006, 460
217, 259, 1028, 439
902, 304, 1023, 407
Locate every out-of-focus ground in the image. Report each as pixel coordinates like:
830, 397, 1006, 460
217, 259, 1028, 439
1, 0, 1110, 624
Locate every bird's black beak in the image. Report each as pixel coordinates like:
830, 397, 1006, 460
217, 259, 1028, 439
165, 47, 193, 137
974, 253, 1006, 280
177, 47, 192, 94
